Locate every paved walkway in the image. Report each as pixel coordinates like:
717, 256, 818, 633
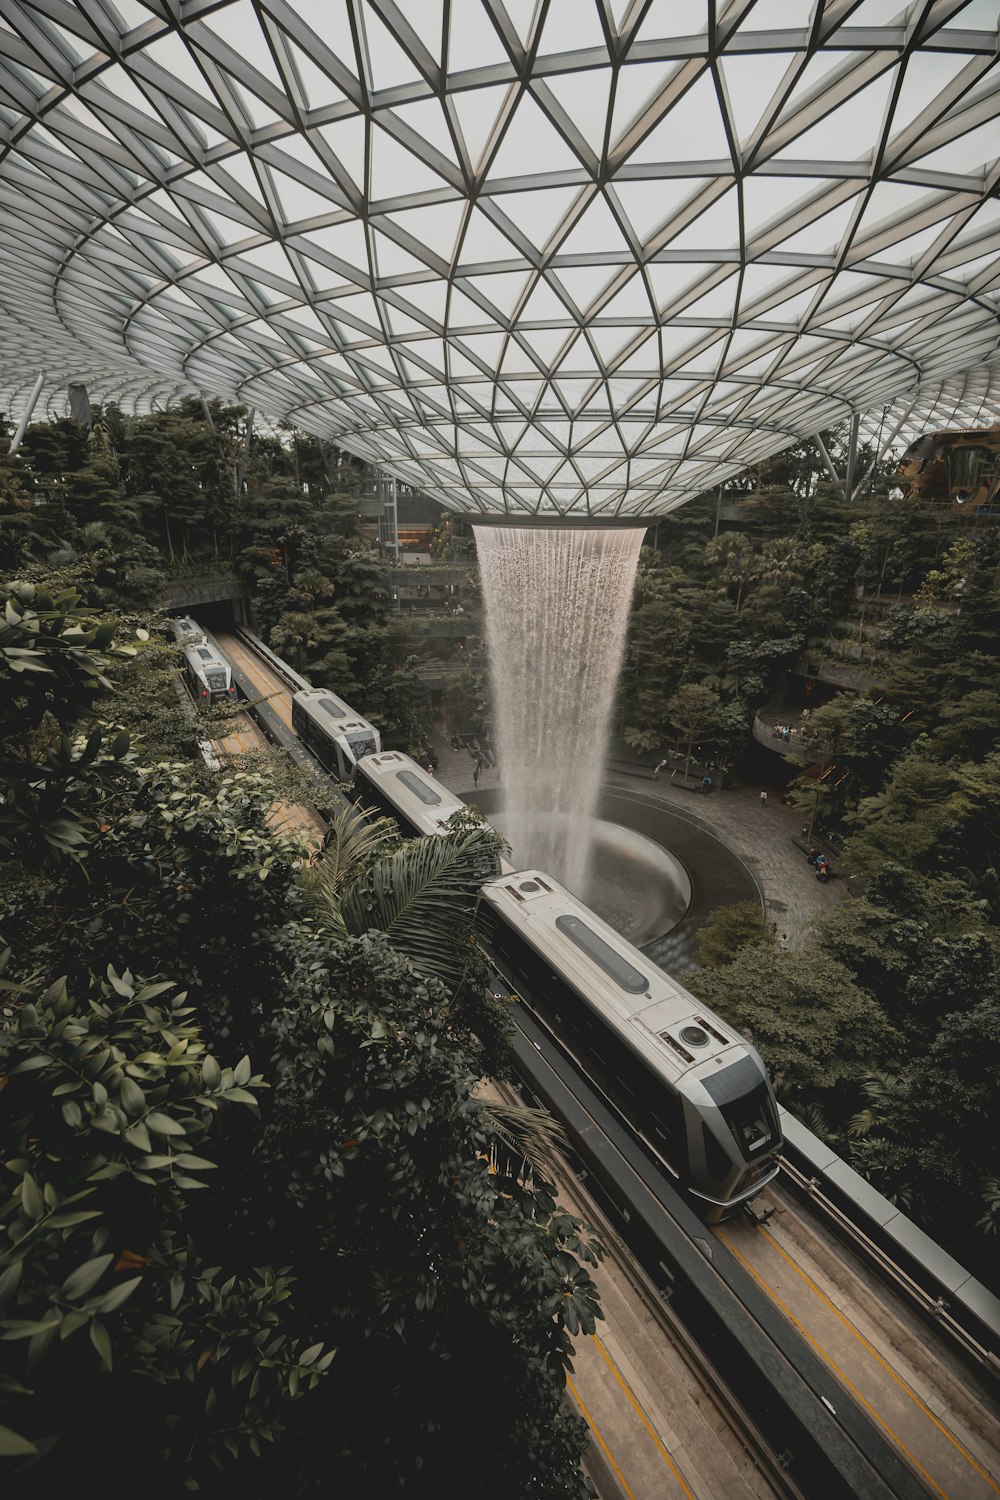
429, 732, 843, 951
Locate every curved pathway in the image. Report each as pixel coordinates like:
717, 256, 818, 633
430, 734, 842, 953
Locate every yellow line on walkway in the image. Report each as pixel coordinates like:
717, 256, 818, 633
717, 1227, 950, 1500
593, 1336, 697, 1499
217, 635, 293, 729
566, 1375, 635, 1500
760, 1225, 1000, 1494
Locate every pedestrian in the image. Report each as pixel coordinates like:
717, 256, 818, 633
473, 761, 480, 788
653, 759, 668, 779
759, 789, 768, 807
779, 933, 789, 950
701, 774, 712, 792
770, 922, 778, 939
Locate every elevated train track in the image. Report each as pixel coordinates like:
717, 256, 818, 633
196, 621, 1000, 1500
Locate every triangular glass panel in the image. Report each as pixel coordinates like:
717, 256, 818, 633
556, 193, 630, 257
385, 201, 464, 265
496, 184, 581, 250
537, 0, 607, 55
519, 276, 572, 321
911, 119, 998, 176
488, 92, 581, 179
284, 40, 344, 112
464, 270, 530, 317
204, 1, 286, 87
629, 70, 731, 165
384, 303, 428, 336
719, 52, 795, 144
887, 51, 970, 141
774, 69, 898, 162
545, 66, 613, 144
364, 7, 425, 91
270, 167, 340, 224
457, 331, 506, 365
590, 324, 643, 364
451, 82, 512, 170
370, 123, 451, 200
388, 95, 459, 167
448, 3, 509, 73
737, 0, 813, 29
300, 5, 360, 84
667, 188, 740, 250
680, 273, 740, 321
599, 274, 656, 320
631, 2, 710, 45
552, 263, 618, 314
611, 176, 707, 247
456, 203, 521, 266
302, 219, 370, 276
776, 193, 861, 254
610, 60, 685, 151
373, 230, 426, 278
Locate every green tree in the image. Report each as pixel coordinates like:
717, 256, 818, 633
694, 901, 769, 968
663, 682, 720, 779
0, 961, 330, 1486
686, 944, 899, 1106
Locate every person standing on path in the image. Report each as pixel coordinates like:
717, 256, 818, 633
473, 760, 480, 788
779, 933, 789, 950
653, 759, 668, 779
759, 789, 768, 807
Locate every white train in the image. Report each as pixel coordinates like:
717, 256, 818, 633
354, 750, 469, 837
291, 686, 381, 780
182, 637, 235, 703
478, 869, 782, 1221
169, 615, 207, 647
169, 618, 234, 704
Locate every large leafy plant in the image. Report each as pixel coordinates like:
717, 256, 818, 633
0, 960, 331, 1481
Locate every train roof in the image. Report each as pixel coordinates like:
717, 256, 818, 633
183, 639, 228, 667
357, 751, 468, 831
169, 615, 206, 644
292, 686, 378, 740
480, 868, 759, 1093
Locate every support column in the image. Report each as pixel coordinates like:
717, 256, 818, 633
8, 371, 46, 454
811, 431, 840, 486
844, 412, 860, 502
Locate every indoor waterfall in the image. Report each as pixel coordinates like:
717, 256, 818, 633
474, 522, 645, 895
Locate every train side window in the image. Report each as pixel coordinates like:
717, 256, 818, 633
702, 1123, 733, 1183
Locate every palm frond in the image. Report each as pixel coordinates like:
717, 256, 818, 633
341, 826, 498, 988
480, 1099, 568, 1182
302, 804, 400, 935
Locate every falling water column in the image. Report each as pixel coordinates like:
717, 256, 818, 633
473, 520, 646, 895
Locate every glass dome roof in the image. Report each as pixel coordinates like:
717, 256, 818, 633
0, 0, 997, 516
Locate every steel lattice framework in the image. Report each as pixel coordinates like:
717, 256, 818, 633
0, 0, 998, 516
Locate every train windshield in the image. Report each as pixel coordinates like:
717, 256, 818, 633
720, 1084, 779, 1159
348, 733, 376, 760
554, 915, 648, 994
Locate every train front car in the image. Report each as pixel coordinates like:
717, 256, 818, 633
478, 869, 782, 1222
182, 639, 235, 704
291, 686, 381, 781
169, 615, 206, 647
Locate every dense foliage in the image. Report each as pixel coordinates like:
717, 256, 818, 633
4, 400, 1000, 1460
641, 441, 1000, 1275
0, 577, 602, 1494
